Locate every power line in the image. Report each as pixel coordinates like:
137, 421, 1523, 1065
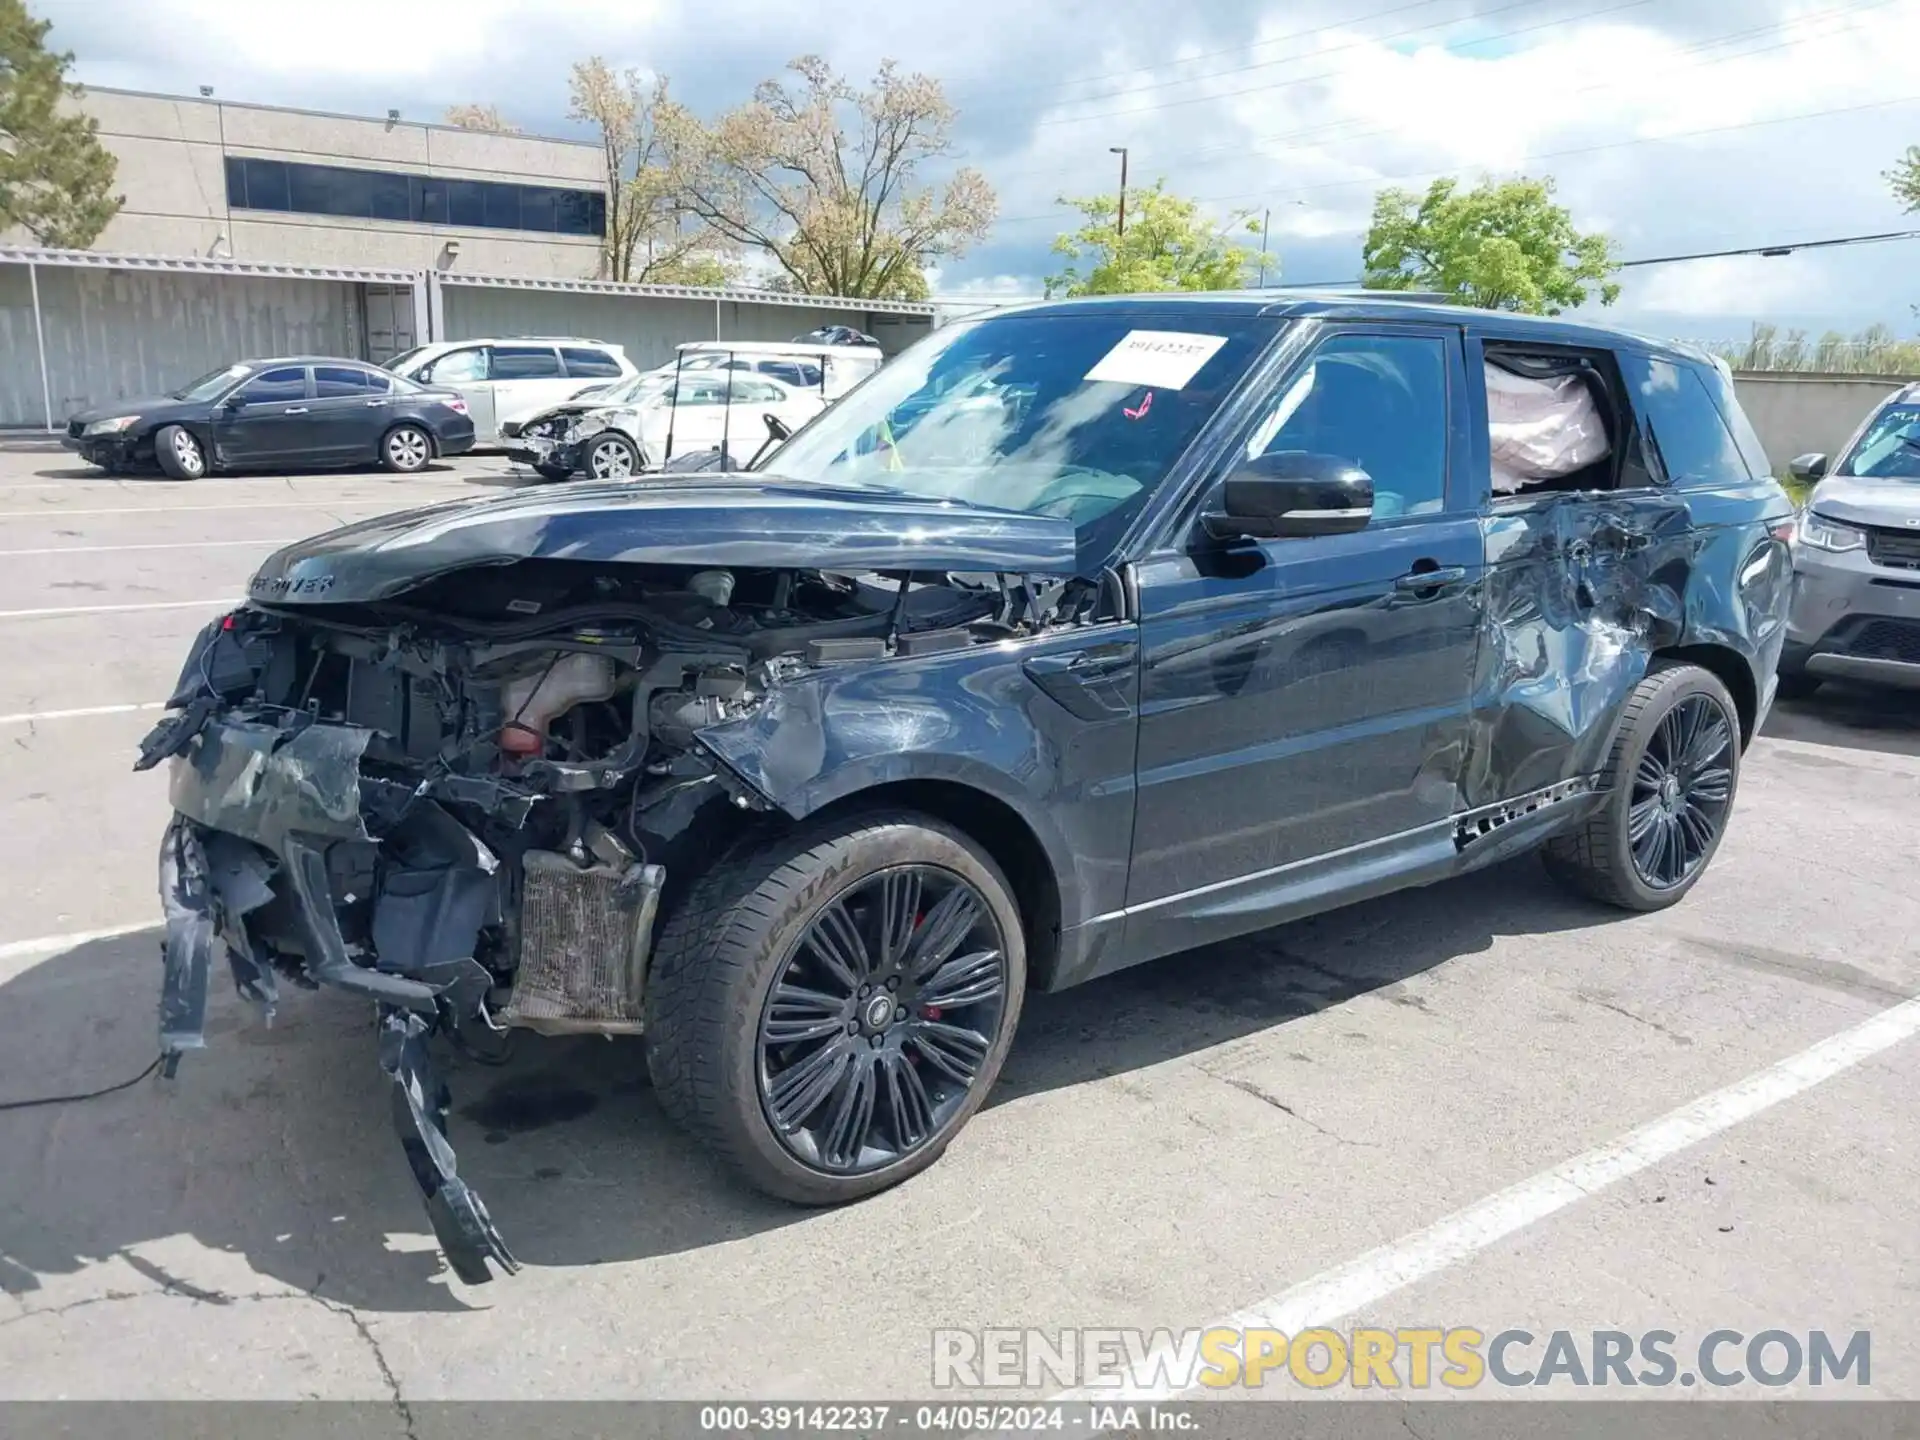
1251, 225, 1920, 289
1618, 228, 1920, 267
935, 225, 1920, 306
993, 0, 1895, 189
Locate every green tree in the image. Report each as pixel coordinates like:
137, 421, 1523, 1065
671, 56, 993, 300
0, 0, 120, 248
1886, 145, 1920, 211
568, 58, 732, 285
1361, 176, 1619, 314
1047, 182, 1259, 297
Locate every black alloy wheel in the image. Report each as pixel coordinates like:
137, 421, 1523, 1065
1627, 691, 1735, 891
1542, 660, 1743, 912
757, 864, 1009, 1175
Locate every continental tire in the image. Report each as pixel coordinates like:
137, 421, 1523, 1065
1543, 661, 1742, 912
646, 811, 1026, 1204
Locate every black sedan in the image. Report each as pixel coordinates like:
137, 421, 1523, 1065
63, 357, 476, 480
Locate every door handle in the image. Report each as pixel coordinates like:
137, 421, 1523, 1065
364, 398, 388, 407
1393, 565, 1467, 592
1025, 651, 1131, 680
283, 406, 309, 414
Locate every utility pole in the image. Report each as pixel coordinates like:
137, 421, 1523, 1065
1258, 208, 1271, 287
1111, 146, 1129, 237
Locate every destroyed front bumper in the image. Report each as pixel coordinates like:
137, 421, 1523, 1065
147, 711, 518, 1284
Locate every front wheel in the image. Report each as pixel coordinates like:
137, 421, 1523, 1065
1543, 661, 1742, 912
381, 424, 433, 473
646, 812, 1026, 1204
153, 425, 206, 480
583, 432, 640, 479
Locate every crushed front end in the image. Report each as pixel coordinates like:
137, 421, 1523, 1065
135, 555, 1015, 1282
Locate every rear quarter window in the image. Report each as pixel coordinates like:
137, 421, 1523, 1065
1695, 359, 1772, 479
1625, 355, 1751, 489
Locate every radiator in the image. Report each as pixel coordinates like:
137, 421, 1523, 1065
502, 850, 664, 1035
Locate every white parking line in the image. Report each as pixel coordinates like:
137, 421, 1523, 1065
0, 539, 294, 557
0, 701, 165, 726
0, 500, 386, 518
0, 921, 159, 982
0, 598, 237, 620
0, 921, 159, 962
1065, 992, 1920, 1407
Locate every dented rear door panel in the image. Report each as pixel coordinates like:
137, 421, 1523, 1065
1460, 337, 1794, 807
1468, 492, 1691, 802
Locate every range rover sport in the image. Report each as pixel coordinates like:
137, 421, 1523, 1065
138, 294, 1794, 1284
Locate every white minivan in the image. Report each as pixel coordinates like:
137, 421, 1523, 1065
383, 338, 637, 444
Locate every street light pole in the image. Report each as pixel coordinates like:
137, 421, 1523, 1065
1111, 146, 1129, 238
1258, 208, 1271, 287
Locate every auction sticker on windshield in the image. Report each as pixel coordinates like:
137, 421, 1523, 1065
1085, 331, 1229, 390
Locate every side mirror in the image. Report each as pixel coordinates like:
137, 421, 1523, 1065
1202, 452, 1374, 542
222, 392, 246, 411
764, 414, 793, 441
1788, 453, 1828, 483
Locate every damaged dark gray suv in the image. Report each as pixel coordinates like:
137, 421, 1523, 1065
138, 295, 1794, 1284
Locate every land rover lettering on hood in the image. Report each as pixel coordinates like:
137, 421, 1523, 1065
136, 295, 1792, 1285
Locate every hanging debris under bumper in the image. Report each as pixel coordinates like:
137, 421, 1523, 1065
145, 705, 671, 1285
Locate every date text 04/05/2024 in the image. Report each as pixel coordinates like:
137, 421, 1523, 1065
697, 1403, 1199, 1433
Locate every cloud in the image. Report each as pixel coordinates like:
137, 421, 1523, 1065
38, 0, 1920, 335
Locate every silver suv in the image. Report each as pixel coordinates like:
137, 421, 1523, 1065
1781, 381, 1920, 697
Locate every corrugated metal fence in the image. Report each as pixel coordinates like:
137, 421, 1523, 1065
0, 249, 941, 429
0, 264, 362, 423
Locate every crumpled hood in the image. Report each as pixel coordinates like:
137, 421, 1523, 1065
246, 475, 1079, 604
1807, 474, 1920, 529
70, 395, 189, 425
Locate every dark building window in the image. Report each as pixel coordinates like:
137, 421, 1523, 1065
223, 157, 605, 237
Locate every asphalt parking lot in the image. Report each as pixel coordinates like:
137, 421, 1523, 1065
0, 447, 1916, 1412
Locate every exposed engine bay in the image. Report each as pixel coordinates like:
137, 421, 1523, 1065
137, 554, 1093, 1283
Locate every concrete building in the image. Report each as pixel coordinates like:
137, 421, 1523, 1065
79, 87, 609, 280
0, 88, 941, 429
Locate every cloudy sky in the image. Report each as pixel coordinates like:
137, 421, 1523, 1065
39, 0, 1920, 340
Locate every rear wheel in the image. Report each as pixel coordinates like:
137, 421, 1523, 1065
584, 432, 639, 479
646, 811, 1026, 1204
1543, 661, 1741, 912
153, 425, 206, 481
381, 424, 433, 473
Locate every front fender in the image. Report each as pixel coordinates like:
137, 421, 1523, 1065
693, 633, 1140, 933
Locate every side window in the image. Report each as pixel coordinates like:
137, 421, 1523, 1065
560, 346, 623, 378
676, 379, 728, 406
1244, 333, 1450, 521
1630, 357, 1750, 488
1696, 360, 1771, 479
233, 366, 308, 405
491, 346, 564, 380
314, 366, 371, 398
364, 370, 393, 394
731, 379, 786, 404
424, 348, 488, 384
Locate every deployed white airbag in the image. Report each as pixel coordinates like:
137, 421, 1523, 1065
1485, 363, 1611, 494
